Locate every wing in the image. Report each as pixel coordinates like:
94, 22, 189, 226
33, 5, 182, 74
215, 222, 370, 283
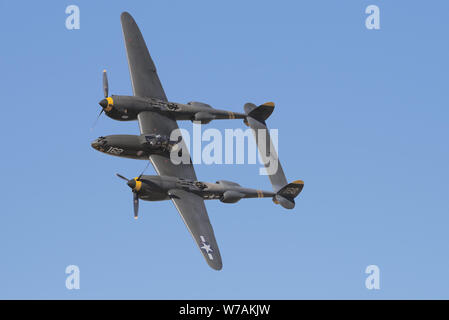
121, 12, 196, 179
120, 13, 221, 269
168, 189, 222, 270
121, 12, 167, 100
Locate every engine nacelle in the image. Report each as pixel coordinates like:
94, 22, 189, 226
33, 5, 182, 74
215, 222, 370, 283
220, 190, 244, 204
102, 95, 148, 121
193, 112, 215, 124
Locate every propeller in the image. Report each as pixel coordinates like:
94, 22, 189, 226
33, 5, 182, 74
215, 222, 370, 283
91, 108, 104, 130
116, 173, 128, 181
133, 192, 139, 220
116, 173, 141, 220
91, 70, 110, 130
138, 160, 151, 180
103, 69, 109, 98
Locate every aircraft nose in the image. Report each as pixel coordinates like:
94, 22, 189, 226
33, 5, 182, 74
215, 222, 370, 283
127, 180, 136, 189
91, 140, 100, 149
99, 99, 108, 108
91, 137, 107, 149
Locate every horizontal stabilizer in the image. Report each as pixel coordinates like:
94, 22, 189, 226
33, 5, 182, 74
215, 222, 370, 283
244, 102, 288, 192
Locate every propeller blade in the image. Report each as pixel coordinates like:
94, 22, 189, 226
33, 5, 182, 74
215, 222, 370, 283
138, 160, 151, 180
116, 173, 129, 181
90, 109, 104, 131
103, 69, 109, 98
133, 192, 139, 219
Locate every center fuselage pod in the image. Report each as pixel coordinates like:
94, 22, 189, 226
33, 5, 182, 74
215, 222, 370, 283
91, 134, 180, 160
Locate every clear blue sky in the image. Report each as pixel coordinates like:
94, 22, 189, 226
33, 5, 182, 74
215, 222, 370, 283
0, 1, 448, 299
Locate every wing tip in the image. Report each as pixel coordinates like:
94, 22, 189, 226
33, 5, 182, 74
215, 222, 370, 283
209, 261, 223, 271
120, 11, 135, 25
121, 11, 131, 19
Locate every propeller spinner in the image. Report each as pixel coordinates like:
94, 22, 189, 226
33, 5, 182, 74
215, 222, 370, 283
116, 173, 141, 219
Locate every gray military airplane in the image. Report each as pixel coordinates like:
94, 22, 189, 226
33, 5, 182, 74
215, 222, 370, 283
91, 12, 303, 270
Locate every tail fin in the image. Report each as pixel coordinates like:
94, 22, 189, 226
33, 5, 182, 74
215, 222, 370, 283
244, 102, 274, 125
273, 180, 304, 209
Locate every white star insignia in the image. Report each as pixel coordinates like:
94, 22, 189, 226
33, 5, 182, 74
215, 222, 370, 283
200, 235, 214, 260
200, 243, 213, 253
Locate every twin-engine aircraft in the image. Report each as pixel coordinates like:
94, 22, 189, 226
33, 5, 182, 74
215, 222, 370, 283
91, 12, 304, 270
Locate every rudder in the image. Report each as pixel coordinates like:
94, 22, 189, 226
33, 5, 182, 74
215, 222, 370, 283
244, 102, 275, 125
273, 180, 304, 209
